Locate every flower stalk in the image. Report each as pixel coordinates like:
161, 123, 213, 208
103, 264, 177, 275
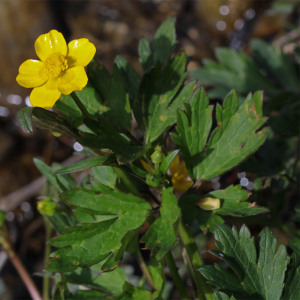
176, 218, 215, 300
0, 225, 42, 300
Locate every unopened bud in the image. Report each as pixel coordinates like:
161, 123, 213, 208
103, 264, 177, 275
150, 146, 164, 164
197, 197, 221, 211
37, 198, 57, 216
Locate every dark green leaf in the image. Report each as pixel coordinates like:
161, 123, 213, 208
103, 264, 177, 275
115, 56, 141, 104
251, 39, 299, 92
190, 48, 277, 97
141, 188, 180, 260
32, 108, 80, 138
137, 52, 188, 142
119, 282, 152, 300
200, 224, 288, 300
55, 155, 115, 175
153, 16, 176, 64
17, 107, 33, 133
65, 264, 126, 296
139, 37, 154, 71
215, 291, 237, 300
180, 185, 267, 233
66, 290, 111, 300
159, 150, 179, 174
34, 158, 63, 193
87, 60, 131, 131
281, 253, 300, 300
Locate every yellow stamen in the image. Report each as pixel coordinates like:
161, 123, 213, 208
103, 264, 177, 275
44, 54, 67, 78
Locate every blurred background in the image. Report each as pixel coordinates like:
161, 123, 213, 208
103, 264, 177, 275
0, 0, 299, 299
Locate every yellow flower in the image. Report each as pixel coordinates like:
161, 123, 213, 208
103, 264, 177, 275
169, 155, 193, 193
16, 30, 96, 109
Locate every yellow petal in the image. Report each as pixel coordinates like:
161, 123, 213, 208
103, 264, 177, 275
35, 30, 67, 61
197, 198, 221, 211
30, 84, 61, 109
46, 77, 59, 90
67, 38, 96, 67
16, 59, 48, 88
173, 179, 193, 193
169, 155, 180, 176
58, 66, 88, 94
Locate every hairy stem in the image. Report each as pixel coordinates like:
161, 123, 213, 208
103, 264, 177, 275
176, 218, 215, 300
42, 218, 52, 300
165, 251, 191, 299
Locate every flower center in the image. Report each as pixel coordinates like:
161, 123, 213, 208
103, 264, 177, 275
44, 54, 68, 78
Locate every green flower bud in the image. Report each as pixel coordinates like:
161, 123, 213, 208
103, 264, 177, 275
37, 198, 57, 216
150, 146, 164, 164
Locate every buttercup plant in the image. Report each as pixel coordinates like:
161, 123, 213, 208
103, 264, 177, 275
13, 17, 300, 300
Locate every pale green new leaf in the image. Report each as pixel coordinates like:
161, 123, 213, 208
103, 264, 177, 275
173, 89, 268, 180
200, 224, 288, 300
47, 188, 151, 272
141, 188, 180, 260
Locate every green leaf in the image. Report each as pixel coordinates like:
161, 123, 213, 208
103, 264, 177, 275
149, 259, 165, 299
65, 264, 126, 296
215, 291, 237, 300
92, 165, 118, 189
47, 188, 151, 272
139, 37, 154, 71
34, 159, 77, 193
141, 188, 180, 260
137, 52, 188, 142
32, 108, 80, 138
172, 87, 212, 177
180, 185, 267, 233
119, 282, 152, 300
66, 290, 111, 300
153, 16, 176, 64
87, 60, 131, 131
54, 83, 104, 127
77, 131, 147, 164
200, 224, 288, 300
251, 39, 299, 92
159, 150, 179, 174
115, 56, 141, 104
290, 236, 300, 256
55, 155, 115, 175
190, 48, 277, 97
34, 158, 63, 193
17, 107, 33, 133
281, 253, 300, 300
173, 89, 268, 180
211, 185, 269, 216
